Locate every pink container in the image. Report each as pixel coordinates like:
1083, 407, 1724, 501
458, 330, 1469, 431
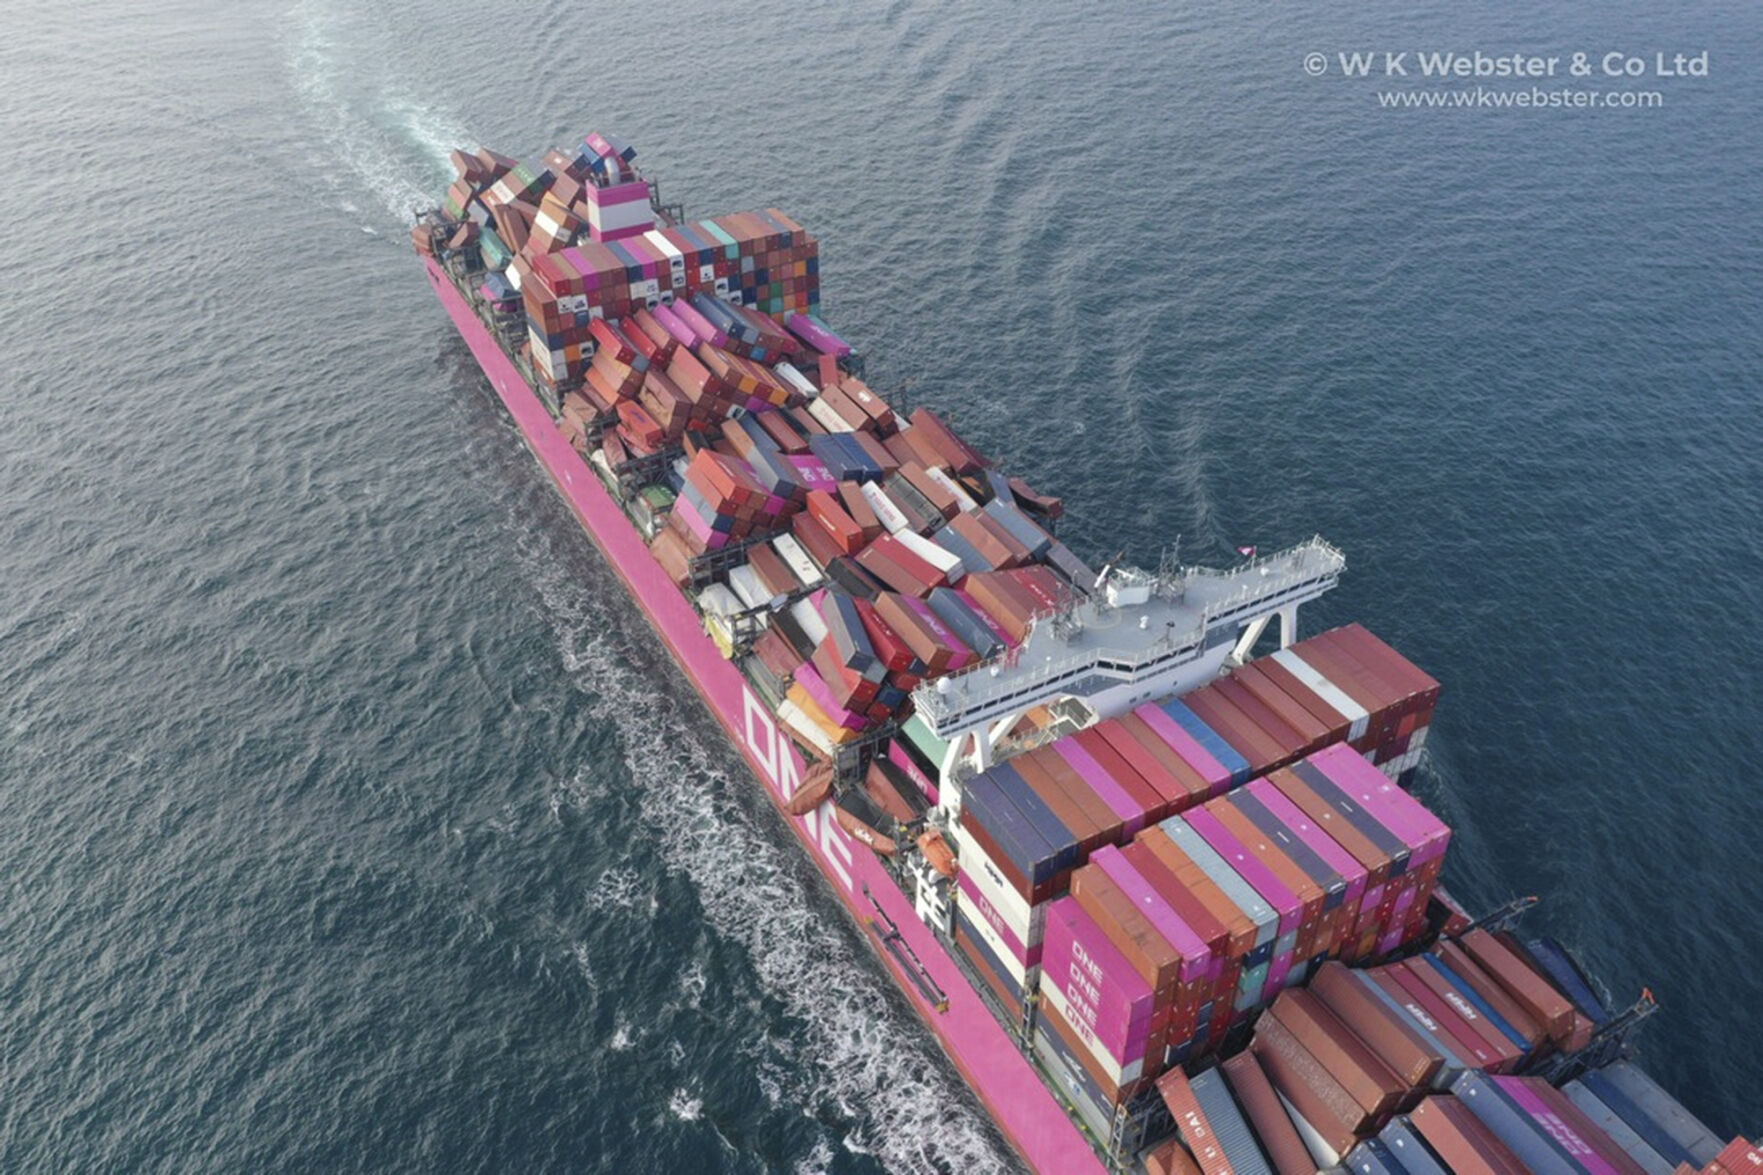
1133, 704, 1233, 796
1183, 809, 1302, 938
784, 454, 837, 493
791, 663, 868, 731
673, 300, 726, 348
1247, 779, 1370, 915
1495, 1079, 1625, 1175
887, 740, 938, 806
651, 302, 699, 349
1091, 847, 1210, 985
1309, 744, 1451, 866
1041, 900, 1155, 1063
785, 312, 851, 357
1051, 741, 1146, 835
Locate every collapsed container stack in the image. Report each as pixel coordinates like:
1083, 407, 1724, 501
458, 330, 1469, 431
1146, 930, 1754, 1175
691, 391, 1083, 761
437, 137, 822, 389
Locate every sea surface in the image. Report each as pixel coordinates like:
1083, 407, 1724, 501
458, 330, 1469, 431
1, 1, 1758, 1171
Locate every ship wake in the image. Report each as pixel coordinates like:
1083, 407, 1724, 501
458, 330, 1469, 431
518, 533, 1018, 1174
284, 0, 474, 224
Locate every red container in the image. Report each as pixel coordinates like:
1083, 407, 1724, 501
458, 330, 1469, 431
1220, 1051, 1319, 1175
1307, 961, 1444, 1089
1267, 988, 1407, 1119
1409, 1095, 1529, 1175
1250, 1013, 1368, 1155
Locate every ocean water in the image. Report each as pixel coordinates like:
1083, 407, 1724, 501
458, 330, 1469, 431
1, 1, 1758, 1171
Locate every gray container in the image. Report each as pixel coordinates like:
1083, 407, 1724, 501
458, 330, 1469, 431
1561, 1080, 1674, 1175
1191, 1068, 1275, 1175
1596, 1062, 1724, 1166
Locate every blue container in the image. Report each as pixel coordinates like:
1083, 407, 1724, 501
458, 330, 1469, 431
1561, 1081, 1675, 1175
1449, 1070, 1581, 1175
1417, 954, 1532, 1053
1159, 700, 1252, 784
1378, 1119, 1451, 1175
987, 762, 1079, 874
925, 587, 1006, 661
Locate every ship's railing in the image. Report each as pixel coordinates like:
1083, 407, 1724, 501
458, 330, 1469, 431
909, 538, 1344, 734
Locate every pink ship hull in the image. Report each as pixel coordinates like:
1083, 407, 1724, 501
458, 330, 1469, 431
425, 259, 1105, 1175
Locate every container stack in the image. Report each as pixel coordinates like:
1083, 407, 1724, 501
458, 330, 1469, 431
654, 389, 1090, 758
1163, 625, 1441, 787
952, 725, 1454, 1052
1146, 931, 1730, 1175
435, 135, 824, 389
960, 743, 1453, 1139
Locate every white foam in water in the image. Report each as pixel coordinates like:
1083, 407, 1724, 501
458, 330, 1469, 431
284, 0, 470, 222
512, 537, 1013, 1175
583, 865, 650, 913
609, 1021, 636, 1052
666, 1088, 702, 1122
793, 1136, 836, 1175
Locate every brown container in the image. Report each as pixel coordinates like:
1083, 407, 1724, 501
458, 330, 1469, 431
1250, 1014, 1368, 1156
1267, 989, 1407, 1118
1220, 1051, 1318, 1175
1213, 676, 1308, 763
1456, 928, 1575, 1042
1308, 962, 1443, 1088
874, 593, 955, 674
1142, 1137, 1204, 1175
1093, 719, 1188, 816
1267, 770, 1395, 891
1154, 1067, 1234, 1175
1204, 798, 1323, 943
1114, 714, 1212, 808
1135, 829, 1258, 962
1433, 941, 1545, 1048
1256, 656, 1354, 743
1374, 966, 1502, 1071
1505, 1077, 1650, 1175
971, 509, 1036, 567
1070, 864, 1183, 998
746, 543, 800, 598
1071, 728, 1165, 822
1119, 840, 1232, 967
789, 511, 844, 573
961, 570, 1038, 638
1232, 663, 1332, 753
1409, 1095, 1530, 1175
1017, 756, 1104, 854
849, 429, 900, 475
898, 461, 960, 519
949, 517, 1022, 573
1183, 687, 1282, 772
906, 407, 987, 473
1018, 748, 1123, 847
1398, 960, 1524, 1070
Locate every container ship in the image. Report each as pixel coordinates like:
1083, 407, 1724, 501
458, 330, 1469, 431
412, 134, 1753, 1174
